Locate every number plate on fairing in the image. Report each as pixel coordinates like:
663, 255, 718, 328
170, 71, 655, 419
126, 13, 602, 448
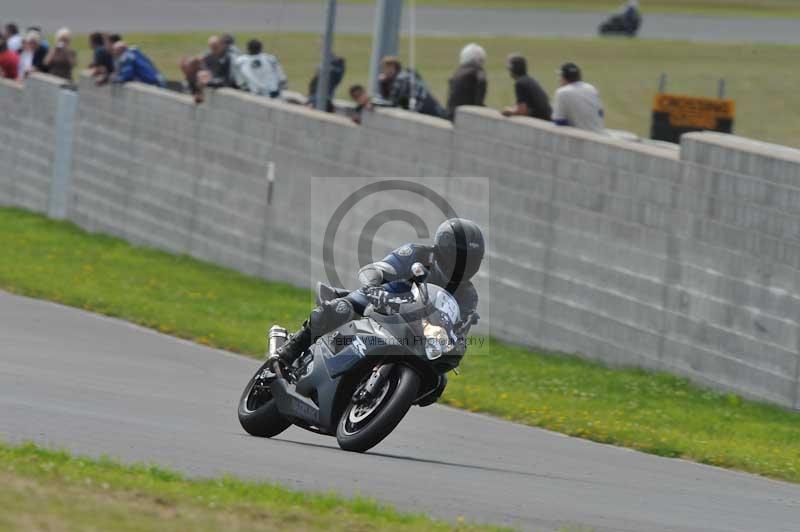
434, 290, 460, 323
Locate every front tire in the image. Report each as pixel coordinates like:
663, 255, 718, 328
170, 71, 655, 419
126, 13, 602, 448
238, 360, 292, 438
336, 365, 420, 453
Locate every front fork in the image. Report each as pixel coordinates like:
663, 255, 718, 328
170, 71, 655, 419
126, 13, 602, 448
353, 363, 394, 403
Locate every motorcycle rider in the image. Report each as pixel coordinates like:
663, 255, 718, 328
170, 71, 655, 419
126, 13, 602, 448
271, 218, 484, 399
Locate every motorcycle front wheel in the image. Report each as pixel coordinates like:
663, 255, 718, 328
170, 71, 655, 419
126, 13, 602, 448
238, 360, 292, 438
336, 364, 420, 453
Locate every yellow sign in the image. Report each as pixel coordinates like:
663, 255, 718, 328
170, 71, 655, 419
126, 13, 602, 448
653, 93, 735, 130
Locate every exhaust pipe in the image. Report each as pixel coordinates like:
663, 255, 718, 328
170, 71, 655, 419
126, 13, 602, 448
267, 325, 288, 357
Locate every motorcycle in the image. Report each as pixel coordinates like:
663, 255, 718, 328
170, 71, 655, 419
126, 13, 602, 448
598, 9, 642, 37
237, 263, 479, 452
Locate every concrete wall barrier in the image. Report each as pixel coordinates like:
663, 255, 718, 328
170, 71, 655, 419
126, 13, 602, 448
1, 74, 798, 409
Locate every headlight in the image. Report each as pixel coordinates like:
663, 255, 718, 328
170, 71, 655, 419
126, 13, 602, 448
423, 321, 453, 360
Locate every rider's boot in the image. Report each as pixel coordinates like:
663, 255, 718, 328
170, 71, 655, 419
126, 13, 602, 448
272, 320, 314, 366
271, 298, 356, 367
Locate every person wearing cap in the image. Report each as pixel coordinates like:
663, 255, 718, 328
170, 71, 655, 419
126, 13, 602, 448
446, 43, 487, 121
501, 54, 551, 121
552, 62, 605, 133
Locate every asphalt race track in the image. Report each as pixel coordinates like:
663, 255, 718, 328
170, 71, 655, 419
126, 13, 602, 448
1, 0, 800, 44
2, 291, 800, 531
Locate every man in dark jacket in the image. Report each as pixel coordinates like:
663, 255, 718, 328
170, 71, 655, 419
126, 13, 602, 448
23, 30, 49, 74
307, 52, 346, 112
88, 32, 114, 84
180, 35, 235, 103
446, 43, 487, 121
380, 56, 446, 119
501, 54, 552, 121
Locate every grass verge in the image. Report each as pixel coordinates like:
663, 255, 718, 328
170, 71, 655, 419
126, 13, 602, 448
0, 441, 501, 531
2, 207, 799, 483
68, 32, 800, 149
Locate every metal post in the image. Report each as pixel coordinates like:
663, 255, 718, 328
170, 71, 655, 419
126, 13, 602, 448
368, 0, 403, 97
315, 0, 338, 111
408, 0, 416, 111
717, 78, 726, 99
658, 73, 667, 93
48, 87, 78, 220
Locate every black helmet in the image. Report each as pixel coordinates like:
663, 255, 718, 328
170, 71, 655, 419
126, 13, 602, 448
433, 218, 484, 287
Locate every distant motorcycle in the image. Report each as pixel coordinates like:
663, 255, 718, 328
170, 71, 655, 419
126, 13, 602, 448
237, 263, 479, 452
599, 6, 642, 37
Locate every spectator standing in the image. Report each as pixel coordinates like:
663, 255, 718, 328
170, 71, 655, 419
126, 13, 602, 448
107, 34, 123, 72
221, 34, 240, 57
221, 34, 243, 88
4, 24, 22, 53
307, 50, 346, 112
201, 35, 235, 88
446, 43, 487, 120
44, 28, 77, 81
0, 37, 19, 79
501, 54, 551, 121
17, 31, 47, 80
380, 56, 446, 119
233, 39, 287, 98
26, 27, 49, 49
348, 84, 373, 124
112, 41, 165, 87
180, 35, 236, 103
552, 62, 605, 133
88, 32, 114, 85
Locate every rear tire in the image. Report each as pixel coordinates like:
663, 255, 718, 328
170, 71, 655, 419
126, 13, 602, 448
336, 365, 420, 453
238, 361, 292, 438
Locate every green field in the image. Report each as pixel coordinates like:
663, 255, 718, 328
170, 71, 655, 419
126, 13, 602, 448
2, 207, 799, 483
70, 32, 800, 148
262, 0, 800, 18
0, 441, 502, 531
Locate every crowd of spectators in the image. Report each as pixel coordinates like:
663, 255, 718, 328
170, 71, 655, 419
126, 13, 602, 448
0, 22, 606, 134
1, 24, 79, 83
0, 23, 163, 88
344, 42, 605, 133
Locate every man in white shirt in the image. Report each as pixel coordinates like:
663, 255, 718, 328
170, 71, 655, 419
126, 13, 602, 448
234, 39, 287, 98
552, 62, 606, 134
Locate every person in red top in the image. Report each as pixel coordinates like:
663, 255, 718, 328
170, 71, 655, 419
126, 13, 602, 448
0, 37, 19, 80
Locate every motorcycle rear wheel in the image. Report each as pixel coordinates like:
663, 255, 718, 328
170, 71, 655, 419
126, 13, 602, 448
336, 365, 420, 453
238, 360, 292, 438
